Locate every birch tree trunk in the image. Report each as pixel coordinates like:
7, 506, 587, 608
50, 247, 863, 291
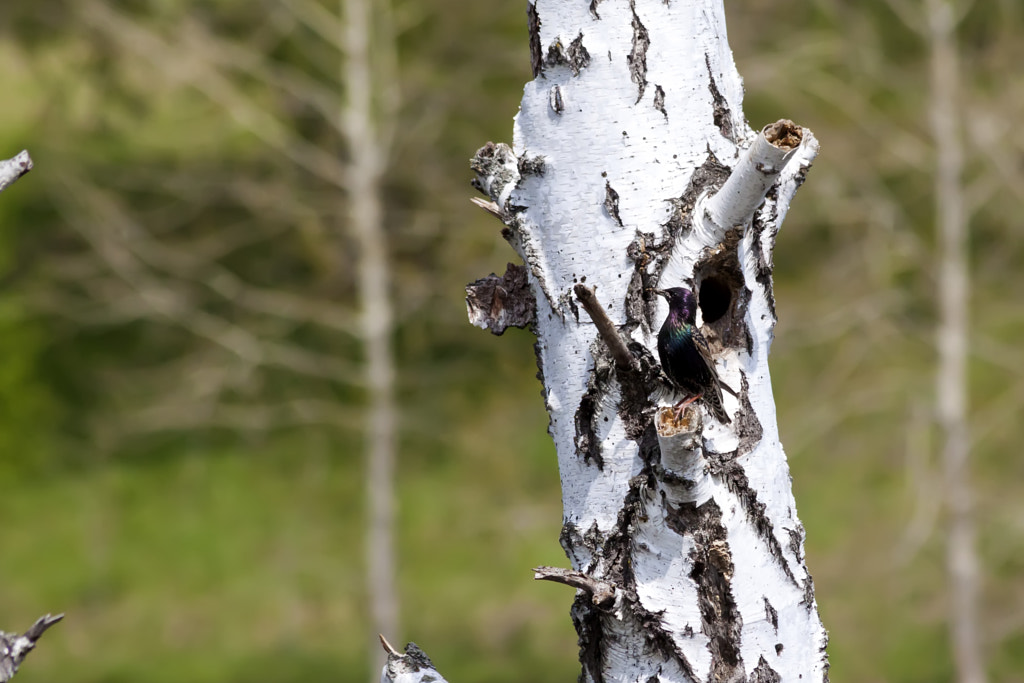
386, 1, 827, 680
341, 0, 400, 678
925, 2, 983, 682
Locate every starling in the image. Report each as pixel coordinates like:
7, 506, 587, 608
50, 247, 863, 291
655, 287, 733, 424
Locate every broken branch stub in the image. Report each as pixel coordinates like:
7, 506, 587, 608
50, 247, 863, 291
534, 565, 617, 609
701, 120, 804, 235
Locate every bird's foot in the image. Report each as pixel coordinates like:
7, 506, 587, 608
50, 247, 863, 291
672, 393, 703, 420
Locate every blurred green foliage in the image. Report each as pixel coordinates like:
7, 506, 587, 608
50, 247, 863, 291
0, 1, 1021, 682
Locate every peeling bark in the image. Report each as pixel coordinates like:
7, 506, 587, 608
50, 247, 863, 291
627, 3, 650, 103
466, 263, 536, 335
567, 33, 592, 76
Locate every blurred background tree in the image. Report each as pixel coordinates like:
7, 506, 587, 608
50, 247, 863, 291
0, 1, 1020, 682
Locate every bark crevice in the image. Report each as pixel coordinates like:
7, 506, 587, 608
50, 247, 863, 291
627, 2, 650, 103
706, 450, 800, 587
666, 498, 745, 681
705, 55, 735, 143
528, 2, 543, 77
604, 181, 623, 226
654, 84, 667, 118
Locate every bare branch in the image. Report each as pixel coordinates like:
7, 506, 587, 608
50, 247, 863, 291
573, 284, 637, 372
54, 179, 363, 386
469, 196, 502, 218
0, 151, 33, 195
79, 1, 348, 189
378, 634, 400, 656
533, 566, 617, 609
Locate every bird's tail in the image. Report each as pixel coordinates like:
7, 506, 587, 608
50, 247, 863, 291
703, 387, 732, 425
719, 380, 739, 398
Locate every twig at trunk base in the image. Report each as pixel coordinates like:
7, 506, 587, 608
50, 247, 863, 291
0, 614, 63, 682
378, 637, 448, 683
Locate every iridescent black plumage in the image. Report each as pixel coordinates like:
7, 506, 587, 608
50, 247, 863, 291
656, 287, 732, 424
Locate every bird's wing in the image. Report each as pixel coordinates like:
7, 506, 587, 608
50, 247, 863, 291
692, 327, 720, 381
694, 327, 739, 396
693, 327, 732, 423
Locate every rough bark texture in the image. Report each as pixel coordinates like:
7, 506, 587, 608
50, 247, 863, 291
458, 1, 828, 681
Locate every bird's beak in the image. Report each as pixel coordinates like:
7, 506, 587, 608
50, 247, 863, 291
653, 289, 669, 300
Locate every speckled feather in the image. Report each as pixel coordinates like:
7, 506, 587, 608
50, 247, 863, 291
656, 287, 732, 424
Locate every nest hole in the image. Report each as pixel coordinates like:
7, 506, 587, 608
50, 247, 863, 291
698, 276, 732, 324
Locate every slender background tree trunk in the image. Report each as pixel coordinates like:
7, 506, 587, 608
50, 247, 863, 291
925, 2, 984, 682
342, 0, 400, 677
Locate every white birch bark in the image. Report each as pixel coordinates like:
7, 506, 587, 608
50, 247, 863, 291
463, 1, 828, 681
925, 2, 984, 682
